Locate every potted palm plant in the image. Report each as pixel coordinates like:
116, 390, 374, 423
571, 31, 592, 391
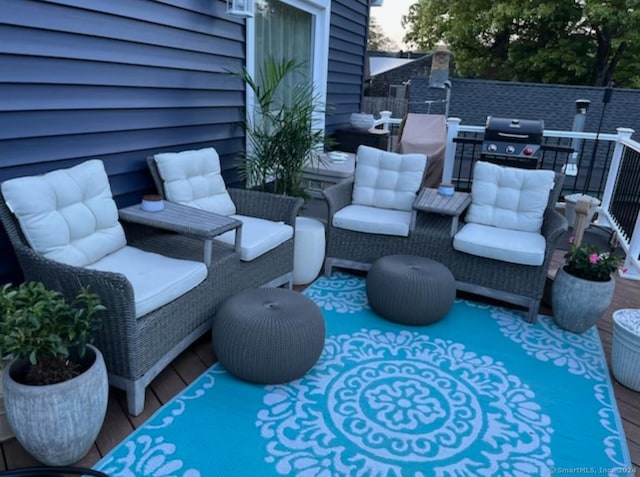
230, 56, 328, 198
552, 237, 624, 333
0, 282, 107, 465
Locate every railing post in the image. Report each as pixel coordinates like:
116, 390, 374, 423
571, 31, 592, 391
379, 110, 392, 133
443, 117, 461, 184
596, 127, 634, 227
620, 212, 640, 281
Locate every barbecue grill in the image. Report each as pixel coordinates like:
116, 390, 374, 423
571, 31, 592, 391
481, 117, 545, 169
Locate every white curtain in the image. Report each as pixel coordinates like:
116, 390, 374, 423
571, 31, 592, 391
255, 0, 313, 100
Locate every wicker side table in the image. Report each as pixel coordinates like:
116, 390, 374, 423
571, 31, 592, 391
413, 188, 471, 236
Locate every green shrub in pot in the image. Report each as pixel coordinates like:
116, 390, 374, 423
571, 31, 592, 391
0, 282, 108, 465
229, 56, 329, 198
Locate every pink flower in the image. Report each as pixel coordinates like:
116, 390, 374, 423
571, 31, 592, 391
623, 267, 628, 274
589, 253, 600, 264
568, 236, 575, 244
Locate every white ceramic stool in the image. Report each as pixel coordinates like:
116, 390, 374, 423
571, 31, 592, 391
612, 309, 640, 391
293, 217, 326, 285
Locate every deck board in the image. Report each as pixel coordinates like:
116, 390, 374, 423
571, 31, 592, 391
2, 252, 640, 470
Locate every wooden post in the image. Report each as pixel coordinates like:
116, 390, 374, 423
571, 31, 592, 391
573, 196, 592, 246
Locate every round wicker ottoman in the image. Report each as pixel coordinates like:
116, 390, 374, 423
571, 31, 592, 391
212, 288, 325, 384
366, 255, 456, 325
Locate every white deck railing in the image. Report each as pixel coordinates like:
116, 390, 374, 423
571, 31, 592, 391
372, 111, 640, 280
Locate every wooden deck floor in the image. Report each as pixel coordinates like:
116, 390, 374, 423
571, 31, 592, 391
2, 251, 640, 471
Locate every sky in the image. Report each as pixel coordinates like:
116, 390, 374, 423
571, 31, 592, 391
370, 0, 416, 50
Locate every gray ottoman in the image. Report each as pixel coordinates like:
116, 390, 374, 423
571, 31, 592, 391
366, 255, 456, 325
212, 288, 325, 383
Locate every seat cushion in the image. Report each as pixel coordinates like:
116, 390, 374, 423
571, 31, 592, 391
1, 160, 126, 267
333, 204, 413, 237
453, 222, 546, 266
153, 147, 236, 216
466, 161, 555, 233
86, 246, 208, 318
352, 145, 427, 211
214, 214, 293, 262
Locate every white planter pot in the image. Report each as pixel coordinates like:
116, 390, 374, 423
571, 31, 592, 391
293, 217, 326, 285
350, 113, 375, 130
2, 344, 108, 465
551, 267, 615, 333
612, 309, 640, 391
0, 366, 13, 443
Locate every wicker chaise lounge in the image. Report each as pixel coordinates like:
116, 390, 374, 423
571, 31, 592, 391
0, 163, 302, 416
323, 172, 568, 322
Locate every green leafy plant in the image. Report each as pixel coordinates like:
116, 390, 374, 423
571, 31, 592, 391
563, 236, 625, 282
0, 282, 105, 385
229, 56, 329, 198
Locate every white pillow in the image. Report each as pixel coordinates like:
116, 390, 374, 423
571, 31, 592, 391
466, 161, 555, 233
352, 145, 427, 211
1, 160, 126, 267
154, 147, 236, 216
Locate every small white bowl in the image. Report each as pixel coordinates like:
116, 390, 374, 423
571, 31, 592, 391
438, 184, 455, 196
141, 197, 164, 212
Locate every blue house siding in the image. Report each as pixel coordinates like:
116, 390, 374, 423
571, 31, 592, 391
325, 0, 368, 132
0, 0, 371, 284
0, 0, 248, 284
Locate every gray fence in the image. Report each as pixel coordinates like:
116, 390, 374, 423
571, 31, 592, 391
362, 97, 408, 119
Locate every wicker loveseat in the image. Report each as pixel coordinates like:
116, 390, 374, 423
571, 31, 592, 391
0, 164, 302, 416
323, 172, 568, 323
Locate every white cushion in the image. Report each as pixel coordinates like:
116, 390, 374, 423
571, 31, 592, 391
1, 160, 126, 267
214, 214, 293, 262
154, 148, 236, 216
352, 145, 427, 211
453, 223, 546, 266
86, 246, 207, 318
466, 161, 555, 233
333, 204, 413, 237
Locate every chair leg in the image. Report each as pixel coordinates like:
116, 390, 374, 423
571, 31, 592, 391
126, 380, 146, 416
324, 258, 334, 277
527, 300, 540, 323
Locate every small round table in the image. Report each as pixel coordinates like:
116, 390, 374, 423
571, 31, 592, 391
366, 255, 456, 325
293, 217, 326, 285
212, 287, 325, 383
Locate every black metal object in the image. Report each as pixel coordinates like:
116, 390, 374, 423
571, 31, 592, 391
0, 467, 109, 477
481, 117, 545, 169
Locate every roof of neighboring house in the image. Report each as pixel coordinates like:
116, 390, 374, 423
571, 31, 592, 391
369, 57, 418, 77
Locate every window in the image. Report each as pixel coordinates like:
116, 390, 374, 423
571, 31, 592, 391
247, 0, 329, 131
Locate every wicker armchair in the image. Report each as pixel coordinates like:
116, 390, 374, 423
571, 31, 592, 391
0, 168, 302, 416
323, 172, 568, 322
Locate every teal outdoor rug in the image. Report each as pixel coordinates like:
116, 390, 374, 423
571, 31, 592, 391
95, 274, 631, 476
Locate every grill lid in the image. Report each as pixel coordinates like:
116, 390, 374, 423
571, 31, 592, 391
484, 117, 544, 143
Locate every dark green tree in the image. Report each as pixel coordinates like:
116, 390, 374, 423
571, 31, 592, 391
402, 0, 640, 87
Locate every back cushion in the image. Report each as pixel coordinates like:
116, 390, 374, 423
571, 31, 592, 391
1, 160, 126, 267
466, 161, 555, 233
154, 147, 236, 216
352, 146, 427, 211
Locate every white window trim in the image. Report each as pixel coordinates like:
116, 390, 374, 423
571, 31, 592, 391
246, 0, 331, 135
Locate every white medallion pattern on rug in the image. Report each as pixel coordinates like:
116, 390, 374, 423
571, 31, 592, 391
256, 329, 554, 476
96, 370, 223, 477
594, 383, 632, 475
303, 273, 368, 313
489, 305, 607, 381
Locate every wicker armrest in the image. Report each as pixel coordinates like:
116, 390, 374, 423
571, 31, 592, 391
13, 241, 135, 313
322, 179, 354, 219
542, 207, 569, 246
228, 188, 303, 226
